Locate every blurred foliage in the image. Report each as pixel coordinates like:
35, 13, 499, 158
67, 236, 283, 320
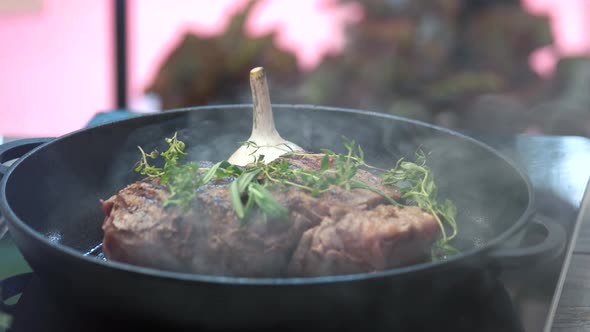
146, 0, 301, 108
302, 0, 552, 124
145, 0, 575, 134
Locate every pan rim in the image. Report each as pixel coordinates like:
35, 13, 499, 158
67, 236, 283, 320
0, 104, 535, 285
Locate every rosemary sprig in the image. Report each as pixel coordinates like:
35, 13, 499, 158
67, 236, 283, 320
134, 134, 459, 259
245, 138, 391, 202
228, 168, 289, 222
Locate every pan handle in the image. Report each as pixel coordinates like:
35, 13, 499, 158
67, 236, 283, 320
0, 138, 53, 177
0, 138, 53, 239
487, 215, 567, 268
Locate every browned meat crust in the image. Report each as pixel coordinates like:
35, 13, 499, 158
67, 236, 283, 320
287, 205, 438, 277
101, 155, 439, 277
102, 178, 319, 277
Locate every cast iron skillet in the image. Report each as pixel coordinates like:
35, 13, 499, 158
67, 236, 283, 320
0, 105, 565, 329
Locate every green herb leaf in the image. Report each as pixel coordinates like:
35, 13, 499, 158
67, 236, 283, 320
236, 169, 262, 193
201, 161, 223, 184
381, 150, 458, 257
230, 180, 245, 219
320, 155, 329, 171
248, 183, 289, 220
134, 134, 460, 261
215, 162, 242, 178
431, 240, 461, 261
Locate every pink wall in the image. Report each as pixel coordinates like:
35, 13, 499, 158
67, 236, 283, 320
0, 0, 112, 137
127, 0, 360, 113
0, 0, 360, 137
0, 0, 588, 138
523, 0, 590, 77
127, 0, 251, 113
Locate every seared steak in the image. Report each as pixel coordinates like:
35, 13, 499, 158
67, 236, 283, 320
101, 154, 439, 277
102, 177, 319, 277
287, 205, 439, 277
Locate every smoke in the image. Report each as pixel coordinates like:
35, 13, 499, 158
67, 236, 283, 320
80, 105, 529, 274
3, 104, 533, 276
2, 104, 551, 329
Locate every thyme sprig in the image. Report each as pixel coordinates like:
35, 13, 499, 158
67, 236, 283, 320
135, 133, 235, 210
381, 150, 459, 259
134, 133, 459, 259
381, 150, 458, 242
243, 138, 394, 201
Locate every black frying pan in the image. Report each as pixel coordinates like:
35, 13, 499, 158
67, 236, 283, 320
0, 105, 565, 329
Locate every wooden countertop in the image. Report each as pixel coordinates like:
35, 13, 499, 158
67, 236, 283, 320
552, 201, 590, 332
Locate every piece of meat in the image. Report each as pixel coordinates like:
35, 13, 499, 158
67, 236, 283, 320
102, 178, 203, 273
287, 205, 440, 277
102, 177, 320, 277
101, 154, 437, 277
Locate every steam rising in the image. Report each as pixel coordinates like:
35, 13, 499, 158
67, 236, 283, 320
1, 104, 541, 330
75, 105, 529, 279
2, 104, 529, 279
